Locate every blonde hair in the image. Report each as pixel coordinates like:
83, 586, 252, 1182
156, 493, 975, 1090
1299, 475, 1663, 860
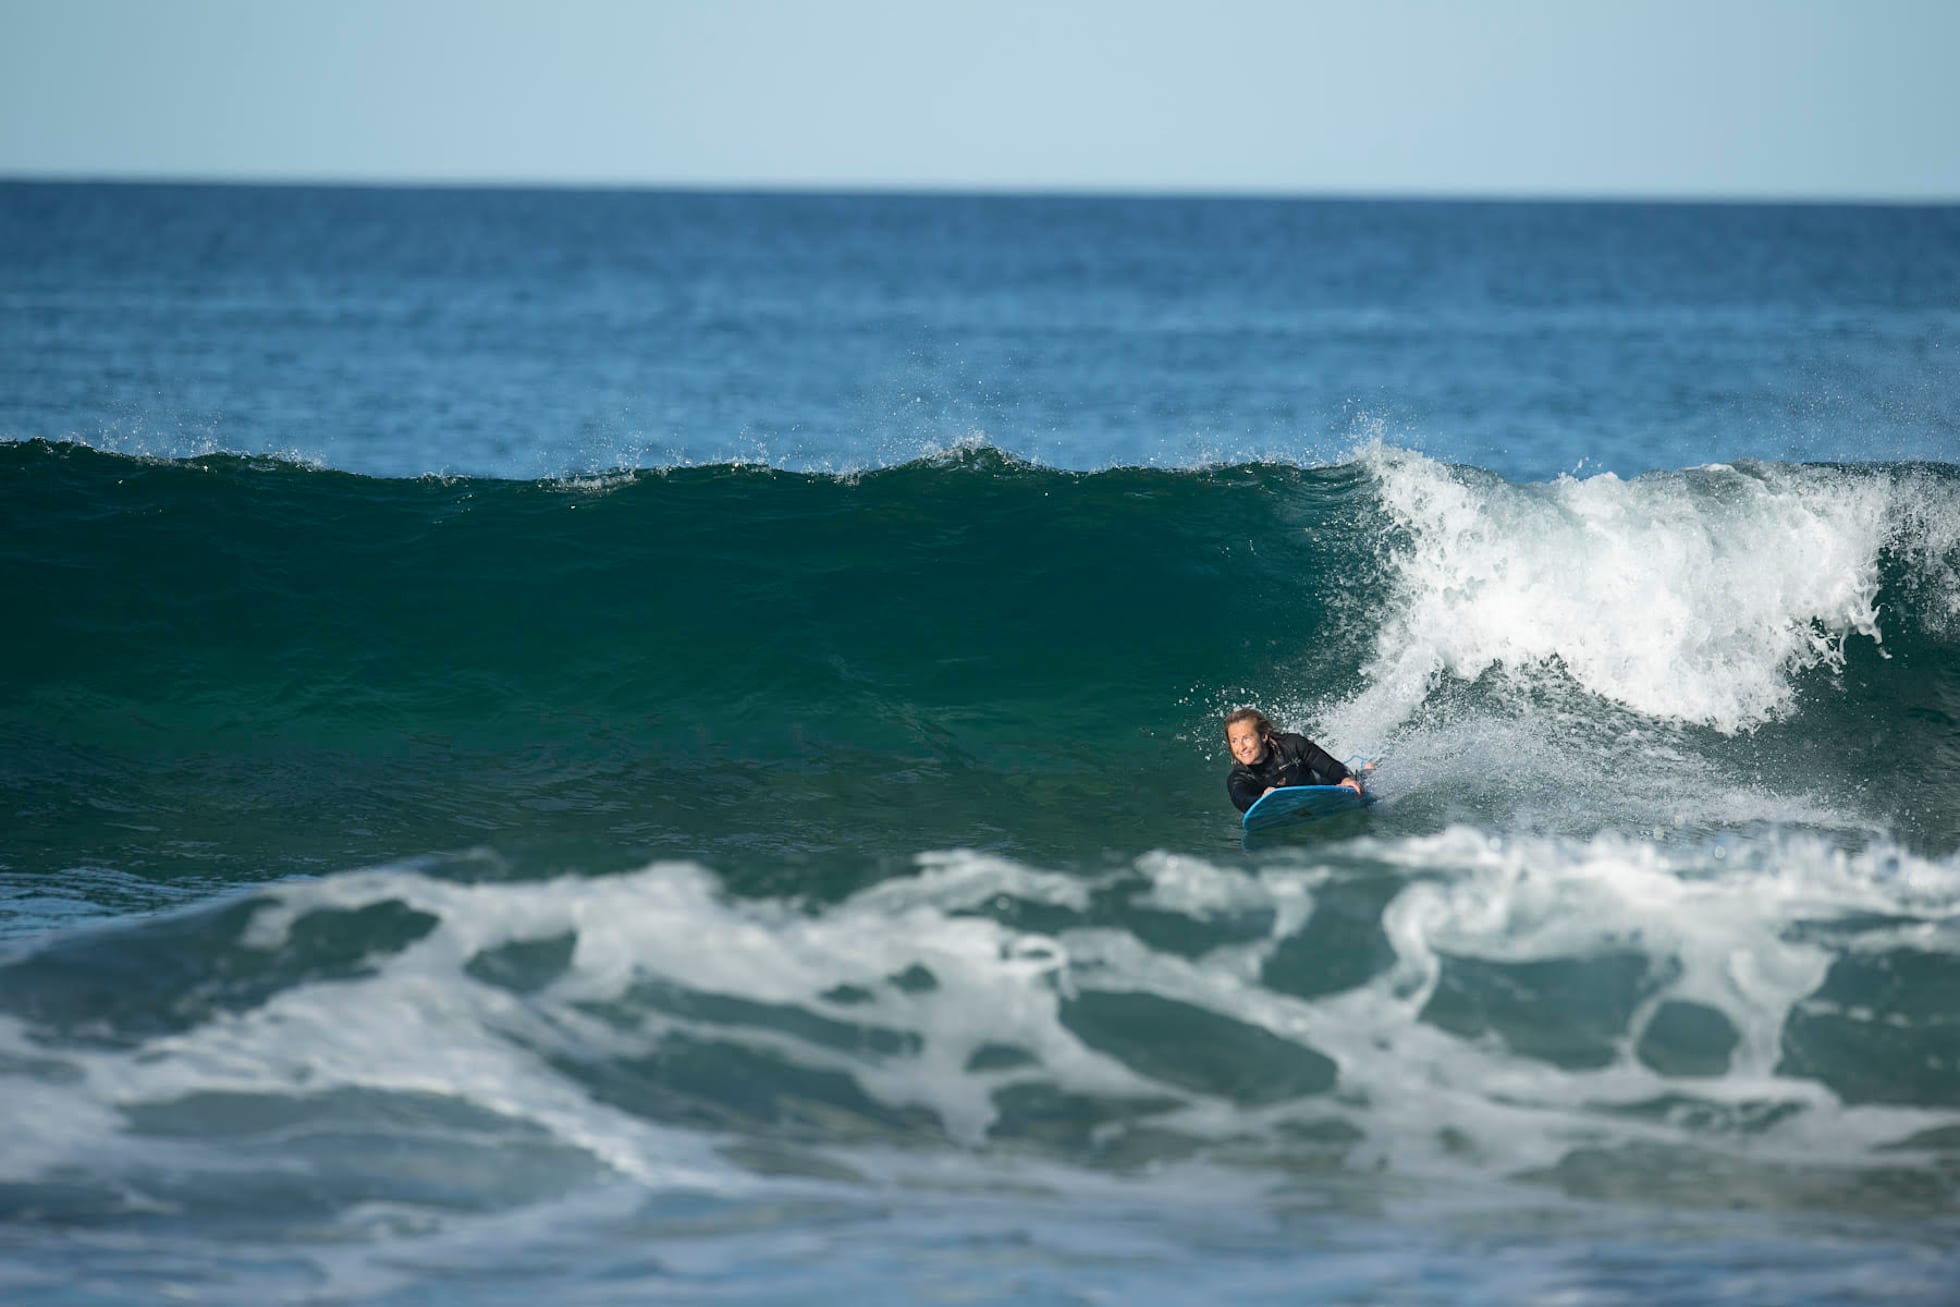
1224, 707, 1273, 740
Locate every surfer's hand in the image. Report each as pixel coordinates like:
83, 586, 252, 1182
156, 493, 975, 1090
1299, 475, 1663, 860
1262, 786, 1277, 797
1338, 777, 1362, 794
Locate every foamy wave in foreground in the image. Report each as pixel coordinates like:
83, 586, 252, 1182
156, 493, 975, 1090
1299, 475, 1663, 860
4, 832, 1957, 1217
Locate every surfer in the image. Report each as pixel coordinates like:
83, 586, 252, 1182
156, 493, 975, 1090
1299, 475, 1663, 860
1225, 708, 1360, 813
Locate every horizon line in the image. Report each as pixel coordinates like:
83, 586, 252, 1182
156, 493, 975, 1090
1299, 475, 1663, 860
5, 170, 1958, 211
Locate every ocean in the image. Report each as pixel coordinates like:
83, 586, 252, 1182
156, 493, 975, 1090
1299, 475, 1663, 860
2, 182, 1958, 1303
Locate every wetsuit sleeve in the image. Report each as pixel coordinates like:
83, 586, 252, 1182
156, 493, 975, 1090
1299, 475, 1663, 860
1227, 769, 1263, 813
1295, 737, 1351, 787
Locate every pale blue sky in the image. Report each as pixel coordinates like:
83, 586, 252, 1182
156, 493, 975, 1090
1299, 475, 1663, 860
2, 0, 1956, 200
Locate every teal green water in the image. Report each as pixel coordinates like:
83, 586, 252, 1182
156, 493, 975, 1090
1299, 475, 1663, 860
10, 439, 1957, 899
6, 440, 1375, 888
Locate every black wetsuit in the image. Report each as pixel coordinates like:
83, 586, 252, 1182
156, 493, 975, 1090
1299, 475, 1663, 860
1227, 731, 1352, 813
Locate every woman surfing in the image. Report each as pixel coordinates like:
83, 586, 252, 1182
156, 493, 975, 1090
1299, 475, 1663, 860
1224, 707, 1362, 813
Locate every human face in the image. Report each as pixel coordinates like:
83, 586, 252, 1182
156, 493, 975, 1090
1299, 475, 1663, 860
1227, 721, 1268, 766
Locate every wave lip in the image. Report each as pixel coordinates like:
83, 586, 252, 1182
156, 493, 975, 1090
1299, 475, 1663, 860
1328, 450, 1960, 739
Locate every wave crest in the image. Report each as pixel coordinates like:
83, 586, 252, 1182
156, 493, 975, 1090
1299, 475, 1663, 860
1330, 450, 1960, 737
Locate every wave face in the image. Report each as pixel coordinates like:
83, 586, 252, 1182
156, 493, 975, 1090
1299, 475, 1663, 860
11, 436, 1960, 889
6, 437, 1960, 1299
6, 438, 1959, 886
4, 438, 1371, 888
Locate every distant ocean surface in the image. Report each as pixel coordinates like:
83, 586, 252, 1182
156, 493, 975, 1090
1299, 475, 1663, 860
3, 182, 1959, 1304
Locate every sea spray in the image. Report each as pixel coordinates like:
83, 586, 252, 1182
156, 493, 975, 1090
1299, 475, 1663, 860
1333, 450, 1925, 734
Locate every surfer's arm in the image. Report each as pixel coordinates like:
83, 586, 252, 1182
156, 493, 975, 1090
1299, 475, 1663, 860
1293, 737, 1354, 788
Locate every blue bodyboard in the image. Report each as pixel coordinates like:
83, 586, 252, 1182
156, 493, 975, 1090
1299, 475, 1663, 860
1241, 784, 1375, 833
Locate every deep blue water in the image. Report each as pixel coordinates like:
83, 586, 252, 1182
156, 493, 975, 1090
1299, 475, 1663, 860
5, 183, 1955, 480
3, 182, 1959, 1303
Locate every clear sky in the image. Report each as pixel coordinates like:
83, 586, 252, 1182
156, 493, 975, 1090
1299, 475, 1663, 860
2, 0, 1956, 201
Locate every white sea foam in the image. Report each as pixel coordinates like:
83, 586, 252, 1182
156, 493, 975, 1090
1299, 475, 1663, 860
1329, 449, 1960, 737
5, 833, 1956, 1216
